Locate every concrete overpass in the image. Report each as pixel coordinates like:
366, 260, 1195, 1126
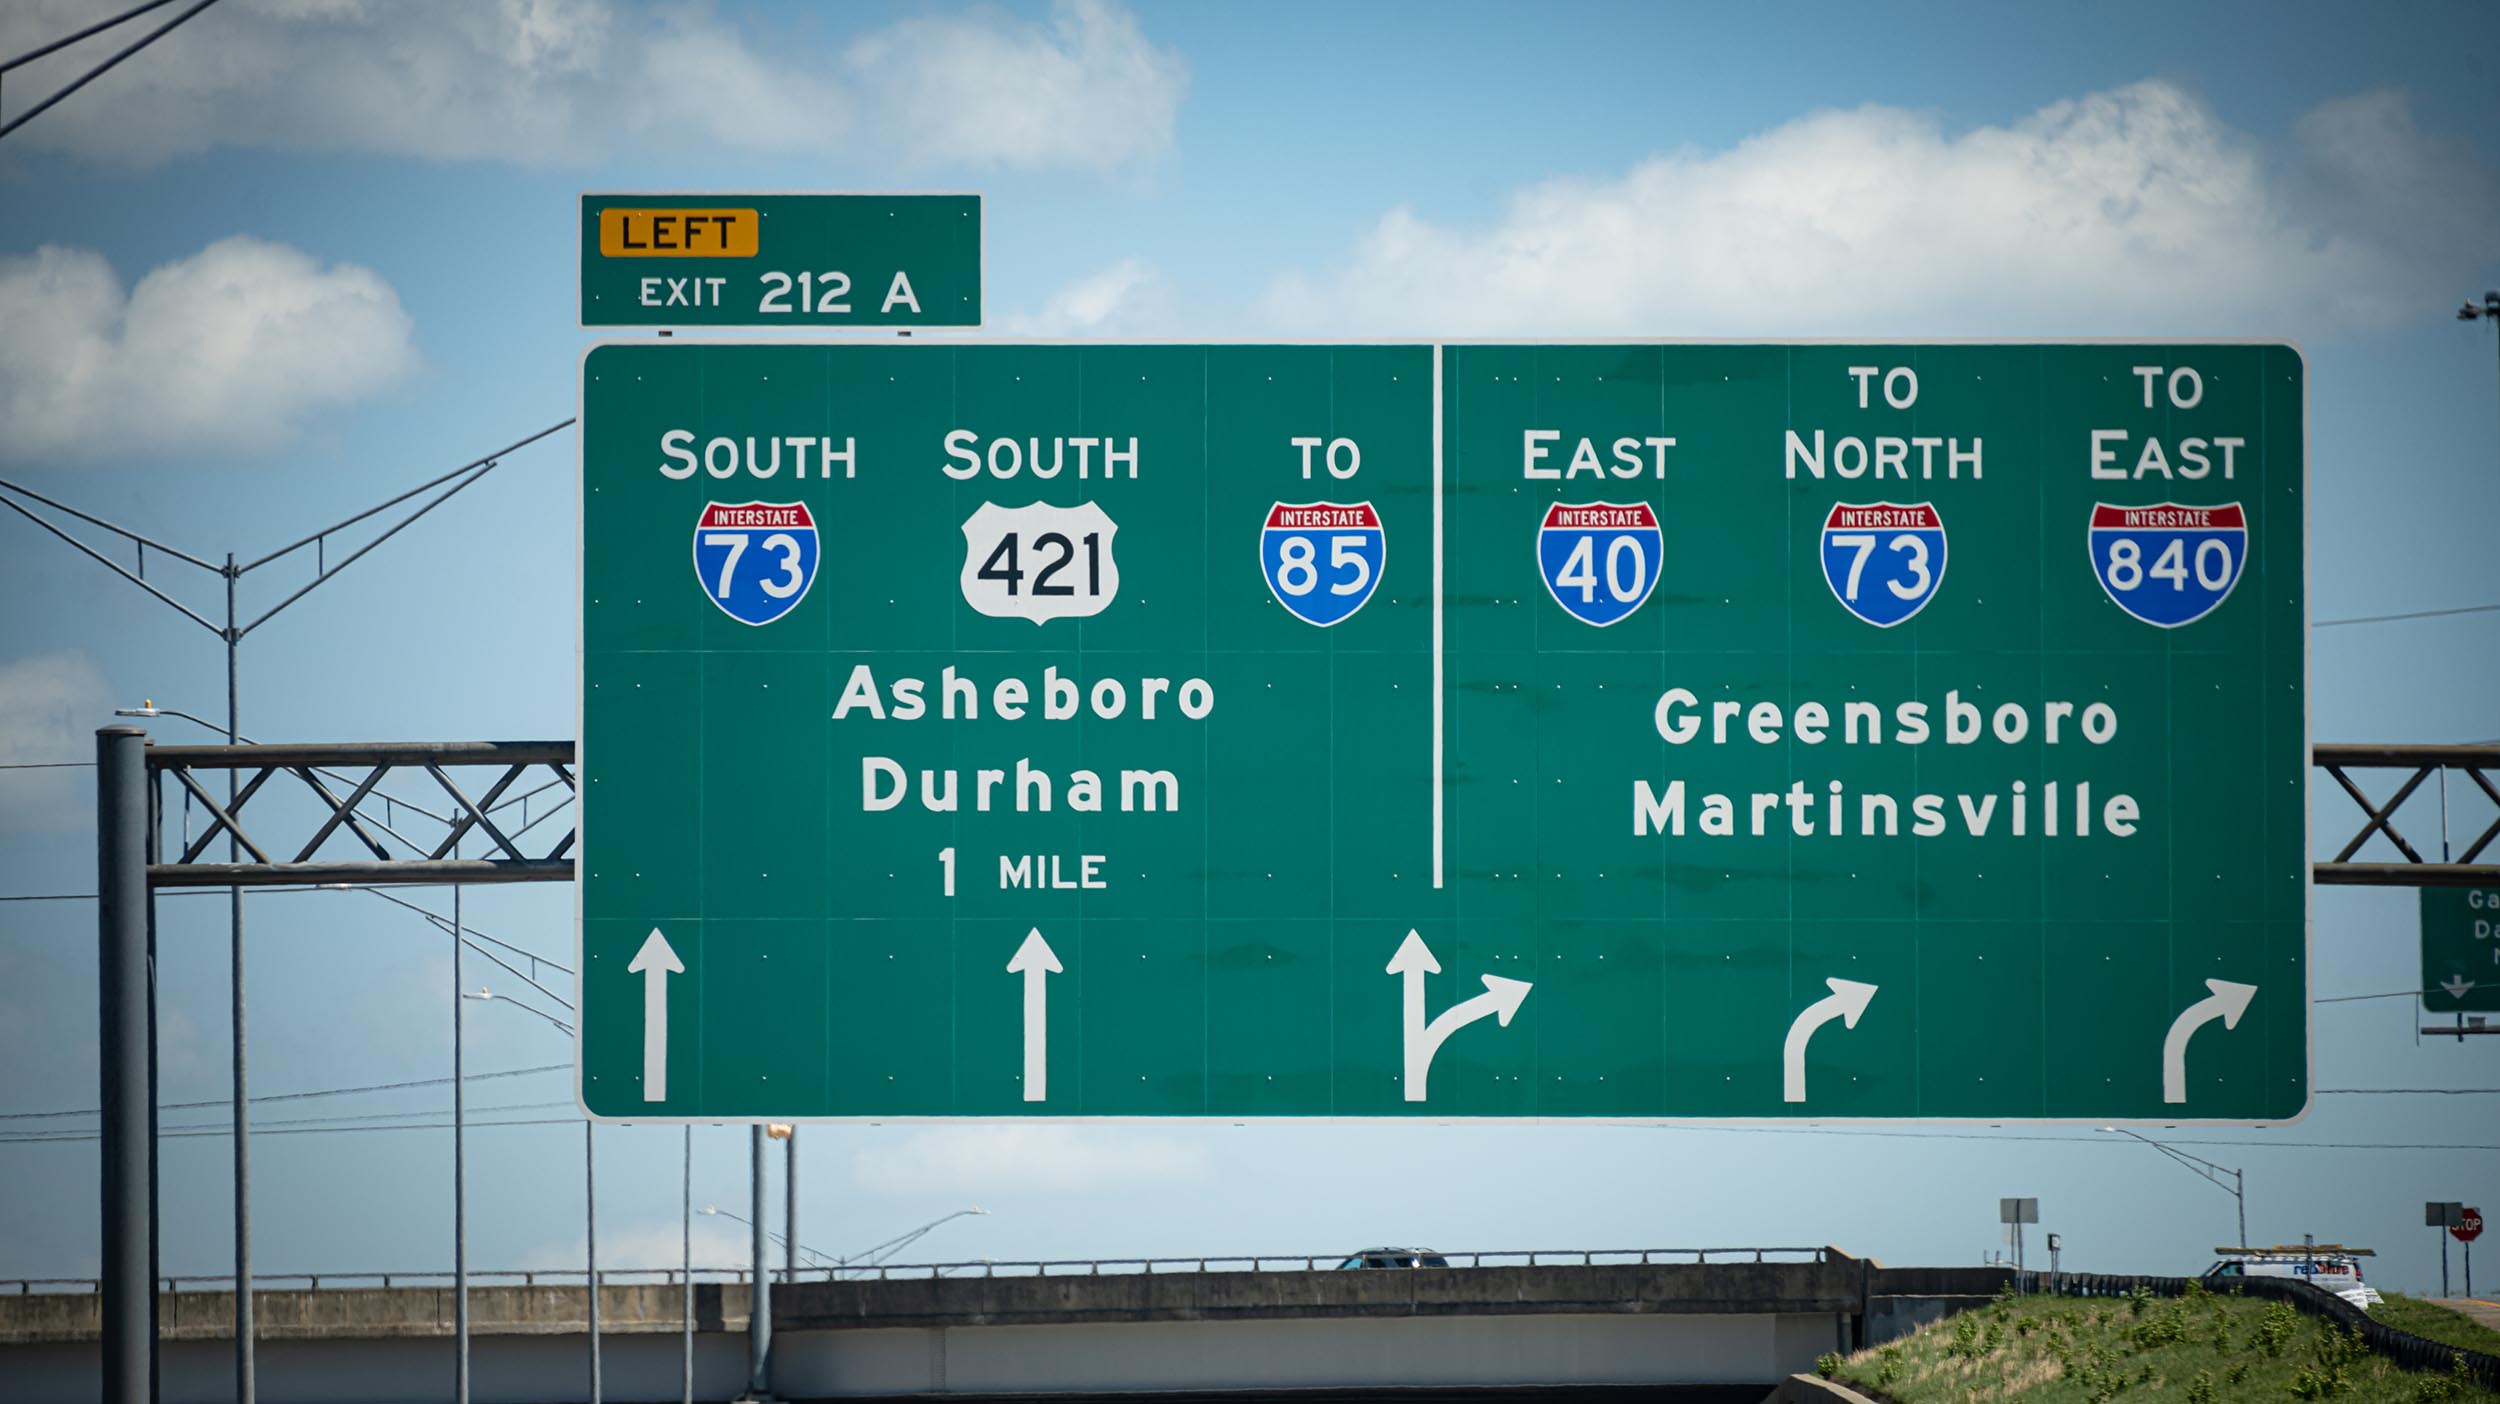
1, 1248, 1990, 1402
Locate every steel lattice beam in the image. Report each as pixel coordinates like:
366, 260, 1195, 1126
2312, 744, 2500, 887
144, 741, 575, 889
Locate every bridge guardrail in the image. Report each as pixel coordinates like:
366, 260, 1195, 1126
4, 1245, 1834, 1295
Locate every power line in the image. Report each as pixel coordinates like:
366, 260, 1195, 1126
2317, 1088, 2500, 1095
2314, 603, 2500, 628
2, 1116, 584, 1145
0, 760, 94, 770
0, 0, 226, 142
0, 0, 180, 72
0, 1063, 568, 1122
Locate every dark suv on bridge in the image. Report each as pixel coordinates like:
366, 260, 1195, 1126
1336, 1247, 1450, 1269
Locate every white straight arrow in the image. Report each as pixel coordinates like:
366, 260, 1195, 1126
1007, 929, 1062, 1103
626, 928, 683, 1103
2162, 979, 2257, 1104
2443, 975, 2477, 1000
1782, 978, 1878, 1104
1387, 930, 1532, 1102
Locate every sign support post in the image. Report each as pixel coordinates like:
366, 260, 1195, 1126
747, 1125, 771, 1401
96, 725, 154, 1404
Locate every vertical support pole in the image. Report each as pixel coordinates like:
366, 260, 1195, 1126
2443, 1229, 2453, 1299
587, 1121, 600, 1404
225, 556, 253, 1404
98, 725, 152, 1404
2467, 1237, 2474, 1298
2234, 1171, 2246, 1251
682, 1127, 694, 1404
452, 883, 468, 1404
749, 1124, 771, 1398
785, 1129, 798, 1284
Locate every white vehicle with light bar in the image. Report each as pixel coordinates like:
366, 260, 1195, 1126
2203, 1245, 2381, 1309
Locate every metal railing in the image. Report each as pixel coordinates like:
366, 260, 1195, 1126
4, 1246, 1831, 1296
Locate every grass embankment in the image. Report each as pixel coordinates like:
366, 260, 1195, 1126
2373, 1298, 2500, 1360
1820, 1284, 2493, 1404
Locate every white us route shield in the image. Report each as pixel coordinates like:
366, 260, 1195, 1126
959, 500, 1121, 624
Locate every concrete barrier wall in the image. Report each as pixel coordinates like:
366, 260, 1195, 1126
2, 1312, 1848, 1402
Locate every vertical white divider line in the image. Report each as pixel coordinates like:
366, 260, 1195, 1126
1431, 344, 1445, 890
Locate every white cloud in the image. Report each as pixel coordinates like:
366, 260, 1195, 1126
1000, 257, 1175, 335
0, 0, 1182, 171
0, 650, 113, 832
0, 236, 418, 463
846, 0, 1187, 173
1262, 81, 2500, 340
853, 1125, 1211, 1197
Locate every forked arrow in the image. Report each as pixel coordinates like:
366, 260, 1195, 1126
2162, 979, 2257, 1104
626, 928, 683, 1103
1782, 978, 1878, 1103
1007, 929, 1062, 1102
1387, 931, 1532, 1102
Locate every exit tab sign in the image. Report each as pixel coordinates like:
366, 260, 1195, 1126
579, 193, 980, 329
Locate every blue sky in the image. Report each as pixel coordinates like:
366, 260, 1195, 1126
1, 0, 2497, 1293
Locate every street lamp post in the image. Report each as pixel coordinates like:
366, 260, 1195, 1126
2099, 1127, 2247, 1248
6, 422, 571, 1404
459, 986, 589, 1403
2458, 290, 2500, 442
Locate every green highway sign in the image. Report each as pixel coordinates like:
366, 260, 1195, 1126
579, 193, 980, 328
2422, 887, 2500, 1013
578, 341, 2307, 1124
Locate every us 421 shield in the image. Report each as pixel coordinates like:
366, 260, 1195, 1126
1820, 502, 1946, 627
691, 501, 818, 626
1260, 502, 1384, 627
1537, 502, 1662, 627
2088, 502, 2247, 628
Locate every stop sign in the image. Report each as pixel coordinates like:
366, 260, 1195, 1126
2456, 1208, 2485, 1244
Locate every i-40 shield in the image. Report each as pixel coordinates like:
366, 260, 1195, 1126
1537, 502, 1662, 627
1260, 502, 1384, 627
959, 500, 1121, 625
2088, 501, 2247, 628
691, 501, 819, 626
1820, 502, 1947, 627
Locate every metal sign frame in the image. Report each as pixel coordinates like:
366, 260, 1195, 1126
573, 336, 2313, 1129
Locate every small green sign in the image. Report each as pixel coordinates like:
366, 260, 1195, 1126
578, 341, 2307, 1124
2422, 887, 2500, 1012
579, 193, 979, 328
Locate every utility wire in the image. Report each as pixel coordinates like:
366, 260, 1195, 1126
0, 0, 180, 71
0, 1063, 567, 1122
2314, 603, 2500, 628
0, 761, 94, 770
1, 1100, 582, 1144
0, 0, 224, 141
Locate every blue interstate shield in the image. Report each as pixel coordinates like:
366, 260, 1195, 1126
2088, 501, 2246, 628
1260, 501, 1384, 627
1819, 502, 1947, 627
1537, 502, 1662, 627
691, 501, 819, 626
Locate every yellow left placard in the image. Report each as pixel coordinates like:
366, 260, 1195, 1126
598, 208, 760, 258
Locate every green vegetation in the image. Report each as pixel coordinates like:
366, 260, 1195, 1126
1827, 1284, 2493, 1403
2372, 1299, 2500, 1361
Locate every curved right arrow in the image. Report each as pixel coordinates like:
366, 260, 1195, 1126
2162, 979, 2256, 1104
1782, 978, 1878, 1103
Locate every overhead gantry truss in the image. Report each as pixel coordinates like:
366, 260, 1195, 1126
2312, 744, 2499, 887
144, 741, 575, 889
